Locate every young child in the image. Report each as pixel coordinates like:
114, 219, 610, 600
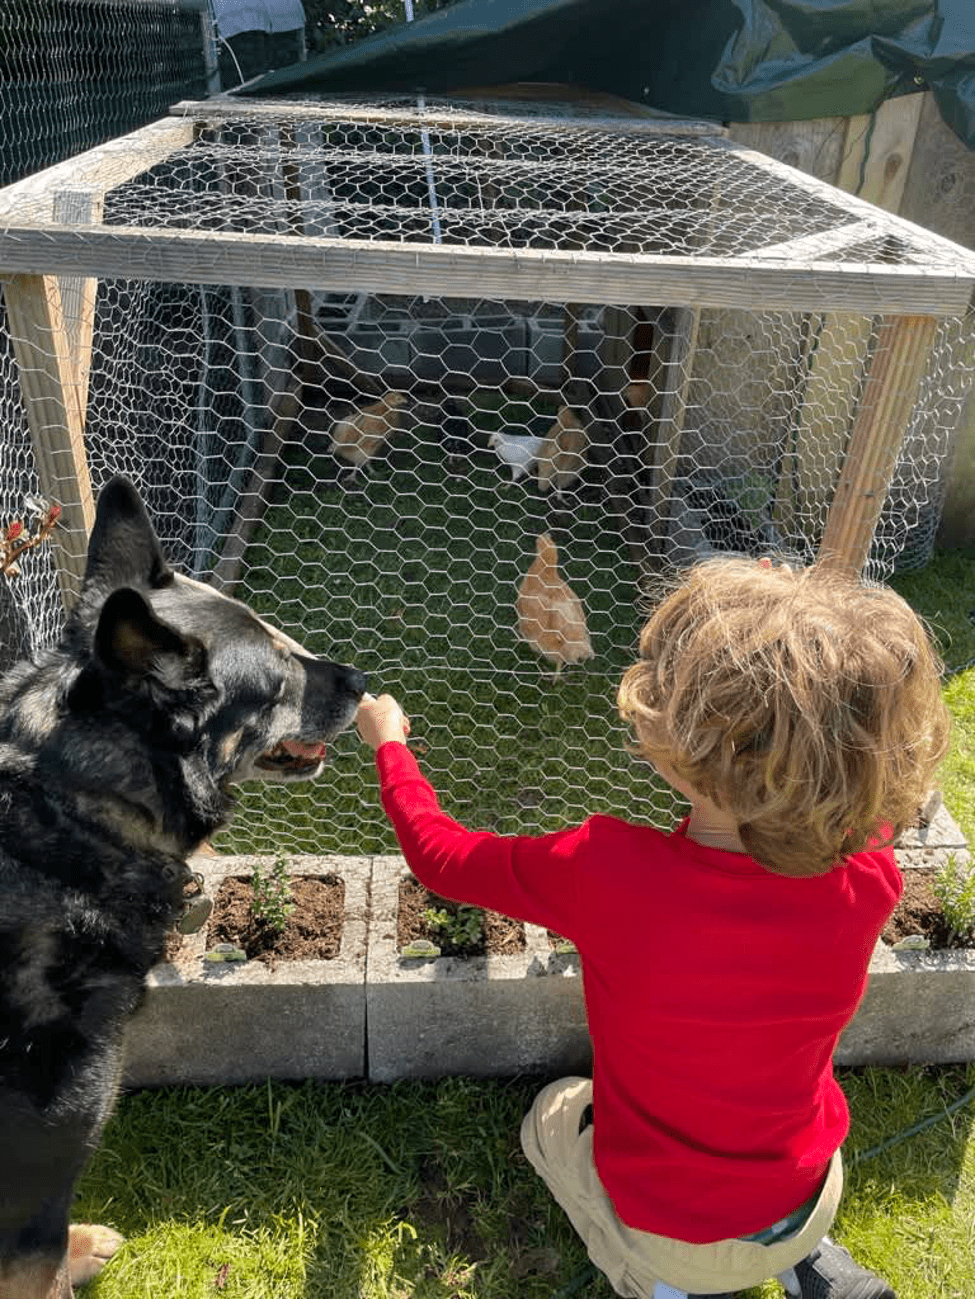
355, 556, 949, 1299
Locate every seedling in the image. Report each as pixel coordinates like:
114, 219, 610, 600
424, 903, 483, 951
933, 854, 975, 945
251, 855, 295, 933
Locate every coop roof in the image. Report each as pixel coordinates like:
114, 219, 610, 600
0, 96, 972, 314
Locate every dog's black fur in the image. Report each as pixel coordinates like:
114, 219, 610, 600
0, 478, 366, 1297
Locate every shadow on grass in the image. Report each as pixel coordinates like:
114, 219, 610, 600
75, 1066, 973, 1299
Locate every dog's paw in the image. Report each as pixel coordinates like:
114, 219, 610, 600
67, 1224, 124, 1285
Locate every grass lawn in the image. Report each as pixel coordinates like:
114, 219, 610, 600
73, 547, 973, 1300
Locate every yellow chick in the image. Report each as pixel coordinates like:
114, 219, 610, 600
536, 406, 589, 495
516, 533, 594, 677
329, 392, 407, 473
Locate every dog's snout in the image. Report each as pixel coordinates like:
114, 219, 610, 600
340, 665, 368, 699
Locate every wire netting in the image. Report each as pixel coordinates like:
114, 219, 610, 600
0, 96, 972, 854
0, 0, 210, 188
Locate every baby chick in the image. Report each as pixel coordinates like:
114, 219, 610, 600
536, 406, 589, 495
488, 430, 544, 481
330, 392, 408, 475
516, 533, 594, 677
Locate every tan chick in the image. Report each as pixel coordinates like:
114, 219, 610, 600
516, 533, 594, 677
536, 406, 589, 495
329, 392, 407, 475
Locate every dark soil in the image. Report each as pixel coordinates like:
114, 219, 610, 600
208, 874, 345, 965
883, 867, 973, 950
165, 861, 970, 969
397, 876, 525, 957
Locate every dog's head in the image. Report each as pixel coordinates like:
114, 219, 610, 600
67, 477, 366, 787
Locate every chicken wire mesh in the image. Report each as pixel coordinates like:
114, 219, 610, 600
0, 96, 972, 855
0, 0, 211, 188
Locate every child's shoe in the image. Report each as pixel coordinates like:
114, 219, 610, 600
779, 1237, 896, 1298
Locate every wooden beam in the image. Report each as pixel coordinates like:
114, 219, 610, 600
1, 274, 95, 605
714, 135, 975, 267
836, 94, 925, 214
818, 314, 937, 573
51, 187, 103, 432
647, 307, 700, 557
750, 220, 881, 263
780, 312, 875, 532
0, 117, 194, 222
169, 99, 725, 138
0, 225, 969, 315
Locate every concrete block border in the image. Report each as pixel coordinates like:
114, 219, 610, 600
120, 812, 973, 1087
122, 855, 370, 1088
365, 856, 591, 1083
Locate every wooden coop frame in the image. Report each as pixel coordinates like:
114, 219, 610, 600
0, 96, 972, 607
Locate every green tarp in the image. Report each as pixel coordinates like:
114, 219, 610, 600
237, 0, 973, 148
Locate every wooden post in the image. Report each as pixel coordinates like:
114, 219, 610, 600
51, 186, 103, 431
818, 314, 937, 572
647, 307, 700, 557
2, 274, 95, 606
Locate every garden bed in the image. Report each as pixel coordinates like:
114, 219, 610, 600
121, 855, 369, 1088
121, 804, 974, 1088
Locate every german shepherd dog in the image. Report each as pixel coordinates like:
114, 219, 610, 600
0, 478, 366, 1298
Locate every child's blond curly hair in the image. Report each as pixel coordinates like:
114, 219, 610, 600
617, 557, 950, 877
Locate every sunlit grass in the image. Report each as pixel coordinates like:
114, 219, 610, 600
76, 1067, 974, 1299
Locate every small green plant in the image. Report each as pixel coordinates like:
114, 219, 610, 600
424, 903, 483, 951
933, 854, 975, 945
251, 855, 294, 933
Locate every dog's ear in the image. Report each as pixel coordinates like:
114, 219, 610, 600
95, 588, 206, 684
83, 477, 173, 593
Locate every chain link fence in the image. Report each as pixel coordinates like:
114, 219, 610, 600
0, 95, 972, 854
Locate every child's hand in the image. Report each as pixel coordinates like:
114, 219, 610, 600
356, 693, 411, 751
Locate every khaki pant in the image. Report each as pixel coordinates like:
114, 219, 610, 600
520, 1077, 844, 1298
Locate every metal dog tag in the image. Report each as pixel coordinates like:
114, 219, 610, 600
179, 894, 213, 934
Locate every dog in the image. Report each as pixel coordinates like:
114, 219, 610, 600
0, 477, 366, 1298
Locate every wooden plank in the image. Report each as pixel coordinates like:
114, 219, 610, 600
1, 274, 95, 605
0, 224, 969, 315
727, 118, 848, 184
751, 220, 880, 263
714, 135, 974, 267
51, 187, 103, 432
898, 92, 974, 251
211, 385, 299, 593
169, 98, 725, 138
836, 94, 925, 214
647, 307, 700, 556
0, 118, 194, 223
818, 314, 937, 572
780, 312, 875, 532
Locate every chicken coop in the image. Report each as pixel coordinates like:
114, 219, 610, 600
0, 94, 972, 854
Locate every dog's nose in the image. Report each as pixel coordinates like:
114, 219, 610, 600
340, 666, 368, 699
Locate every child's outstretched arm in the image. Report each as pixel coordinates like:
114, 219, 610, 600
353, 693, 584, 938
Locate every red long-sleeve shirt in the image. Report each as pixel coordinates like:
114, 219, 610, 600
377, 741, 902, 1243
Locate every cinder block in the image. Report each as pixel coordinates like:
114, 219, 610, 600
121, 855, 368, 1087
836, 808, 974, 1064
368, 795, 974, 1076
836, 943, 975, 1065
366, 857, 592, 1083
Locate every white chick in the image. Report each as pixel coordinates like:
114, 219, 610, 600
330, 392, 408, 474
516, 533, 594, 677
488, 430, 544, 481
536, 406, 589, 495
